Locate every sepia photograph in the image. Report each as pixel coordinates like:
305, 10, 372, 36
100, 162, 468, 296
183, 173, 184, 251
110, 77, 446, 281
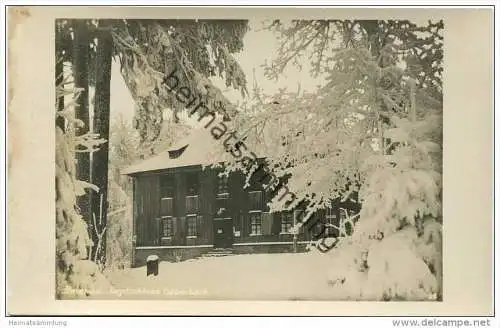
5, 5, 495, 318
55, 17, 443, 301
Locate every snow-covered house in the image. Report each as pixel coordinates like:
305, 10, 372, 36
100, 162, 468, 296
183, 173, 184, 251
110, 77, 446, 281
123, 127, 359, 267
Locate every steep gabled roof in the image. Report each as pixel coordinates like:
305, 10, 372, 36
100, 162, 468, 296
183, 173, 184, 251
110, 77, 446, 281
122, 127, 228, 175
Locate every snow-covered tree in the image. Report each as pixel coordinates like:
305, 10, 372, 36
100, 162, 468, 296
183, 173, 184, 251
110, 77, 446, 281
106, 115, 191, 270
55, 66, 111, 298
111, 19, 249, 143
220, 19, 443, 301
55, 19, 250, 295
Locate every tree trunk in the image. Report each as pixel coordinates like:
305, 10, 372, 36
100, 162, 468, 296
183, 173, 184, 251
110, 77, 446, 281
409, 78, 417, 123
55, 35, 65, 131
55, 21, 68, 131
72, 20, 92, 225
91, 22, 113, 265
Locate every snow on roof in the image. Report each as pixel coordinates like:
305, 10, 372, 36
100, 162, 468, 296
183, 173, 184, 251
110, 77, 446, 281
122, 127, 227, 175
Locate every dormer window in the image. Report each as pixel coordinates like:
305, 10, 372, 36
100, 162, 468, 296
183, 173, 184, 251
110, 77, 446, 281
168, 144, 189, 159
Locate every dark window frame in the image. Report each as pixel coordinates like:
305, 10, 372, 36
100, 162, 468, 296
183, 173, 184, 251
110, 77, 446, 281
162, 217, 173, 238
281, 212, 294, 234
249, 211, 263, 236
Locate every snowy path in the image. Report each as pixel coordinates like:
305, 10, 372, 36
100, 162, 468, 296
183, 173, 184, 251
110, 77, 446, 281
104, 252, 337, 300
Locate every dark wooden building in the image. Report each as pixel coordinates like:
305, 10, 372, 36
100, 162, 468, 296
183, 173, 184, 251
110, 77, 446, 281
123, 129, 358, 267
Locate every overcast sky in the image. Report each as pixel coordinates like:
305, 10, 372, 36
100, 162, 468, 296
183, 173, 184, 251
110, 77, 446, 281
109, 18, 434, 124
109, 20, 324, 123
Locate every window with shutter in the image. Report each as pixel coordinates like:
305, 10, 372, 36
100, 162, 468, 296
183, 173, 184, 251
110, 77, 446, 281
160, 175, 175, 216
196, 215, 203, 237
171, 217, 178, 239
262, 212, 273, 235
154, 217, 162, 245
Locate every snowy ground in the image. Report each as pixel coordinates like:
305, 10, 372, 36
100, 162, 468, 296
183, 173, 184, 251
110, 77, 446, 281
102, 252, 338, 300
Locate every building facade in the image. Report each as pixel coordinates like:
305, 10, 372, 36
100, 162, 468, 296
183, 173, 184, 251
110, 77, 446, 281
123, 129, 359, 267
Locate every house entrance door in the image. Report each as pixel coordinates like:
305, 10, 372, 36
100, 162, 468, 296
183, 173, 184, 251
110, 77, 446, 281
213, 218, 233, 249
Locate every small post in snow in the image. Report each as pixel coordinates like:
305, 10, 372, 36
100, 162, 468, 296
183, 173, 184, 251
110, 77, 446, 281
146, 254, 159, 276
